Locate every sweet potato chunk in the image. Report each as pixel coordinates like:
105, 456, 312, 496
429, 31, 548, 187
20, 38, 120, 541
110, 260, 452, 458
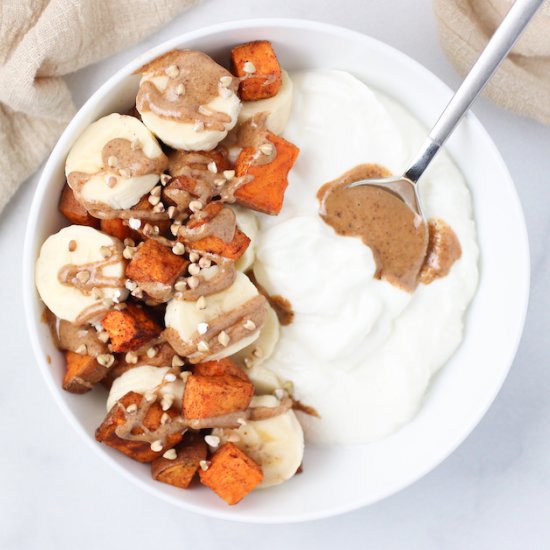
193, 358, 249, 382
179, 202, 250, 260
235, 133, 299, 215
151, 433, 207, 489
199, 443, 263, 505
63, 351, 108, 394
126, 239, 188, 286
100, 218, 140, 242
101, 303, 162, 352
183, 374, 254, 419
231, 40, 282, 101
95, 391, 183, 463
58, 184, 100, 228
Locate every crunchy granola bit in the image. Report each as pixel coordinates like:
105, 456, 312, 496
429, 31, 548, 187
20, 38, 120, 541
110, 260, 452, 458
223, 169, 235, 180
199, 459, 210, 471
220, 75, 233, 87
163, 448, 177, 460
160, 173, 171, 186
196, 296, 206, 310
161, 394, 174, 411
144, 392, 156, 403
125, 279, 137, 291
92, 287, 103, 300
150, 185, 162, 197
148, 194, 161, 206
189, 200, 203, 212
123, 246, 136, 260
174, 279, 187, 291
97, 354, 115, 368
146, 346, 157, 358
175, 83, 186, 96
128, 217, 141, 230
197, 340, 209, 352
126, 403, 138, 413
274, 388, 286, 400
259, 143, 274, 156
130, 138, 141, 151
243, 319, 256, 331
193, 120, 205, 132
119, 168, 131, 178
76, 270, 90, 283
107, 155, 119, 167
172, 242, 186, 256
217, 331, 230, 347
198, 105, 213, 116
164, 373, 177, 383
75, 344, 87, 355
123, 238, 135, 247
188, 263, 201, 276
167, 206, 176, 219
252, 347, 263, 358
204, 435, 220, 448
125, 351, 138, 364
153, 202, 165, 213
97, 331, 110, 343
160, 412, 171, 425
207, 161, 217, 174
197, 322, 208, 335
106, 176, 118, 188
226, 433, 241, 443
187, 276, 199, 289
198, 257, 211, 269
165, 64, 179, 79
150, 440, 163, 452
243, 61, 256, 74
68, 240, 77, 252
219, 86, 231, 98
172, 355, 184, 367
189, 252, 200, 263
170, 222, 181, 236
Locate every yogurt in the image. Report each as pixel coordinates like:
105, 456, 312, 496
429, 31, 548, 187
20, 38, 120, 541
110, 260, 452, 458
252, 70, 479, 444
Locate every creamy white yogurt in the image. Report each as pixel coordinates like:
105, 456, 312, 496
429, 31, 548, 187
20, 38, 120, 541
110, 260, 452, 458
251, 70, 479, 444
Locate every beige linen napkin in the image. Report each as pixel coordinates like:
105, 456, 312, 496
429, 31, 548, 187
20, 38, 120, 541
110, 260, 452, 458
433, 0, 550, 125
0, 0, 200, 214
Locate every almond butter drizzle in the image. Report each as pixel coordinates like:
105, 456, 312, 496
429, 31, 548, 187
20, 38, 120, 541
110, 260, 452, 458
179, 206, 236, 243
135, 50, 238, 131
164, 294, 268, 363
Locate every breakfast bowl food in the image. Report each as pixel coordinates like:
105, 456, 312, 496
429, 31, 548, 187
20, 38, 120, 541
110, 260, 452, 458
23, 19, 529, 523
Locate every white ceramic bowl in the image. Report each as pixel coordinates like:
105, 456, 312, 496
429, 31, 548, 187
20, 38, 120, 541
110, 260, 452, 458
23, 19, 530, 523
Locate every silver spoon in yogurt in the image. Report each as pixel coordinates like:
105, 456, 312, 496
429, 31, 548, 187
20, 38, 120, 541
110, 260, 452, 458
347, 0, 544, 217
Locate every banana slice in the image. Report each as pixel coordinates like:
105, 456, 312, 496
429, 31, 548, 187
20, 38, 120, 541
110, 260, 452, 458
212, 395, 304, 488
237, 71, 293, 135
35, 225, 128, 323
165, 270, 265, 362
65, 114, 167, 210
230, 205, 259, 272
233, 303, 280, 368
136, 51, 241, 151
246, 364, 284, 394
106, 365, 185, 412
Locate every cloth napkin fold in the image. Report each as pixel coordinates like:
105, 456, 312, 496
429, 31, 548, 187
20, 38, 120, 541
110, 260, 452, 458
433, 0, 550, 125
0, 0, 200, 214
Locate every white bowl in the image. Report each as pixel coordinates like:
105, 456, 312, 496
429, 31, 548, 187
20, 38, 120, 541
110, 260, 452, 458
23, 19, 530, 523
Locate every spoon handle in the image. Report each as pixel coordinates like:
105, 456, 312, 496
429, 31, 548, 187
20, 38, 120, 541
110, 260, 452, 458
404, 0, 544, 184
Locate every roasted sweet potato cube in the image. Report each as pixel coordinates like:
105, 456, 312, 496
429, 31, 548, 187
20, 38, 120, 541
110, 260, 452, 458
151, 433, 207, 489
95, 391, 183, 463
199, 443, 263, 505
168, 149, 230, 177
63, 351, 108, 394
126, 239, 188, 286
193, 358, 249, 382
100, 218, 141, 242
179, 202, 250, 260
130, 195, 171, 235
235, 133, 299, 215
231, 40, 282, 100
101, 303, 162, 352
58, 184, 100, 228
183, 374, 254, 419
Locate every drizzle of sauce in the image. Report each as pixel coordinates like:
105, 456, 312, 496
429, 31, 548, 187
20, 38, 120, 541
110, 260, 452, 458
135, 50, 238, 131
179, 206, 236, 243
419, 219, 462, 284
318, 164, 429, 292
164, 294, 268, 363
247, 270, 294, 326
181, 256, 236, 301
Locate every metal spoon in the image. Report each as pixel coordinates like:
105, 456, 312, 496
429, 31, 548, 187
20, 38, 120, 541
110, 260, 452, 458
348, 0, 544, 218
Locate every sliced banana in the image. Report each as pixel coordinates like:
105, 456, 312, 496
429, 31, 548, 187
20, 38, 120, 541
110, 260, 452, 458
246, 364, 284, 395
106, 365, 185, 412
237, 71, 293, 135
165, 269, 263, 361
35, 225, 128, 323
65, 114, 166, 210
233, 303, 279, 368
230, 205, 259, 272
212, 395, 304, 489
136, 52, 241, 151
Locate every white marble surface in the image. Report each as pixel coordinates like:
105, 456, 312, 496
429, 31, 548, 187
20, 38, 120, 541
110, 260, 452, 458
1, 0, 549, 547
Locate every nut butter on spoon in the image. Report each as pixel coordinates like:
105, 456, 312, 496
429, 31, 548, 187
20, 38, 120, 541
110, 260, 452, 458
319, 0, 543, 291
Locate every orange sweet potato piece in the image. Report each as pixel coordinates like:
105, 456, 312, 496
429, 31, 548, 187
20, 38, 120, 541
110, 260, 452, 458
235, 133, 299, 215
100, 218, 141, 242
63, 351, 109, 394
183, 374, 254, 419
193, 358, 249, 382
151, 433, 207, 489
101, 303, 162, 352
199, 442, 263, 505
58, 184, 100, 228
126, 239, 188, 286
231, 40, 282, 101
95, 391, 182, 463
179, 202, 250, 260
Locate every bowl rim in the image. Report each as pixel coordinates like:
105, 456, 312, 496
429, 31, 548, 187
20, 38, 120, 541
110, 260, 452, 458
22, 17, 530, 523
